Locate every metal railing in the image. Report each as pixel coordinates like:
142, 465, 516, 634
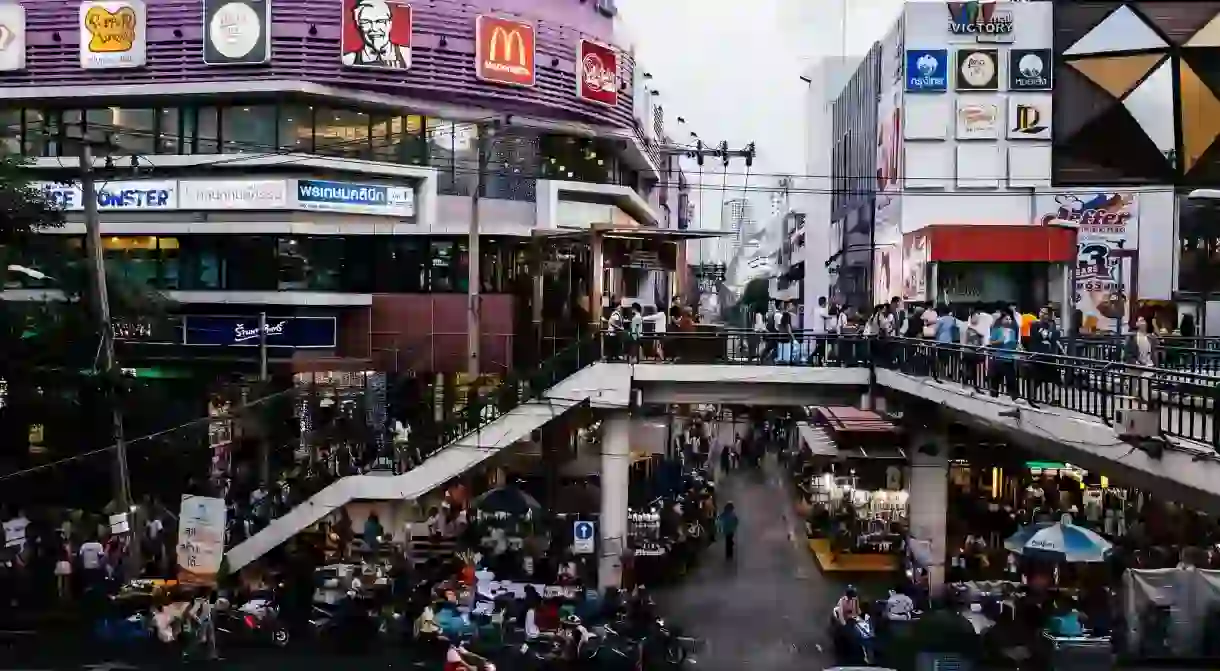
605, 330, 872, 367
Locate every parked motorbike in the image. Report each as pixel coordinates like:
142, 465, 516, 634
829, 611, 876, 665
215, 594, 290, 648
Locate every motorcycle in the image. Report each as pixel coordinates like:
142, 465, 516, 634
215, 594, 290, 648
603, 618, 697, 669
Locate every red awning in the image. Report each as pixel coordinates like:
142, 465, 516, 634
908, 225, 1076, 263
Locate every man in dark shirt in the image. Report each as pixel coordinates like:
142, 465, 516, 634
1028, 307, 1060, 402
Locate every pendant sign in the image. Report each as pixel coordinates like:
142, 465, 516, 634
577, 39, 618, 106
203, 0, 272, 65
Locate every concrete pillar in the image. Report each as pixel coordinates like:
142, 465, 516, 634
908, 435, 949, 598
599, 412, 631, 590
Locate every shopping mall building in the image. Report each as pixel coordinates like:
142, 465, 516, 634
0, 0, 688, 383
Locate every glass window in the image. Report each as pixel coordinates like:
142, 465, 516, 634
371, 113, 425, 164
429, 239, 456, 292
373, 238, 425, 292
158, 236, 180, 289
0, 109, 21, 155
485, 131, 537, 201
221, 105, 277, 153
315, 107, 370, 158
23, 109, 47, 156
277, 236, 344, 291
114, 108, 155, 154
178, 236, 222, 290
156, 108, 181, 154
195, 106, 220, 154
103, 236, 160, 288
58, 110, 84, 158
278, 105, 313, 152
224, 235, 277, 290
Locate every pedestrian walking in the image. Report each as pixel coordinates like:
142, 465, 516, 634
717, 503, 739, 560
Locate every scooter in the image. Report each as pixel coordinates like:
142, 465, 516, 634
215, 594, 291, 648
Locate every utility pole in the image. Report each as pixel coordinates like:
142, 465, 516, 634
467, 123, 492, 380
258, 311, 269, 486
79, 141, 140, 576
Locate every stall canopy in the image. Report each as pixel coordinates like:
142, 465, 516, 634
810, 406, 907, 460
796, 421, 838, 457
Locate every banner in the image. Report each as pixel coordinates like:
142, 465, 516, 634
1038, 192, 1139, 332
176, 495, 227, 586
902, 232, 929, 302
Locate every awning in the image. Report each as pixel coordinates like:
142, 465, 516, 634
797, 422, 839, 457
905, 225, 1076, 263
531, 227, 728, 241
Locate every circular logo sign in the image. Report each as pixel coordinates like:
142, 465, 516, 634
210, 1, 261, 59
959, 51, 996, 87
1018, 53, 1043, 78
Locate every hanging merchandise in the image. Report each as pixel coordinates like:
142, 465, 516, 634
1084, 488, 1104, 523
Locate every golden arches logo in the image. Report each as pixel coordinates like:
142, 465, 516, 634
489, 26, 526, 67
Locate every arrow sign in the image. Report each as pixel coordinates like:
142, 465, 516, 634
573, 520, 595, 554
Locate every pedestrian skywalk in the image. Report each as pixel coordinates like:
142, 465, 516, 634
224, 333, 1220, 569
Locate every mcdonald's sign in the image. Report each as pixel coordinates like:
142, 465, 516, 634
475, 15, 535, 87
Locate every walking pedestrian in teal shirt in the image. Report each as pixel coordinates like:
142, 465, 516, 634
717, 503, 739, 560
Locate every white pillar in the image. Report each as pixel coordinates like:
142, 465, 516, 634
908, 436, 949, 598
599, 412, 631, 590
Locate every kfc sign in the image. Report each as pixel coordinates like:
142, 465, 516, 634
577, 39, 618, 106
341, 0, 412, 70
475, 15, 534, 87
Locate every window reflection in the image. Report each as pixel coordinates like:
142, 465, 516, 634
22, 110, 46, 156
371, 114, 425, 164
156, 108, 180, 154
277, 237, 344, 291
279, 105, 313, 152
0, 109, 21, 155
222, 106, 277, 152
102, 236, 175, 288
315, 107, 370, 158
196, 106, 219, 153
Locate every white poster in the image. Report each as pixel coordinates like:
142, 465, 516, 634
80, 0, 148, 70
1038, 192, 1139, 333
177, 495, 227, 586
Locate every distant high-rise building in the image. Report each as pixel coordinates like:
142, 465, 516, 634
722, 197, 753, 254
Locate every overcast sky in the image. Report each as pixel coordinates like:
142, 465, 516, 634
617, 0, 906, 238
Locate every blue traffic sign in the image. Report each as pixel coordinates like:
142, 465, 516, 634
574, 521, 595, 540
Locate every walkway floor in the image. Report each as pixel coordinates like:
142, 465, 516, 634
653, 457, 846, 671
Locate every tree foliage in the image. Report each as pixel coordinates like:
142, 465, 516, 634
0, 151, 174, 506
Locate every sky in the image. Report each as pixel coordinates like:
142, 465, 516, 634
616, 0, 907, 240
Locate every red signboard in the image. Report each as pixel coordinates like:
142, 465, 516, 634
577, 38, 618, 106
341, 0, 412, 70
476, 15, 535, 87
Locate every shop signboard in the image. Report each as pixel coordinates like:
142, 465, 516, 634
39, 179, 178, 211
577, 38, 618, 106
1038, 192, 1139, 333
905, 49, 948, 92
295, 179, 415, 216
203, 0, 272, 65
947, 1, 1014, 43
573, 520, 595, 554
0, 4, 27, 72
340, 0, 411, 70
80, 0, 148, 69
183, 315, 337, 348
475, 14, 535, 87
901, 232, 929, 302
177, 495, 227, 586
178, 178, 291, 209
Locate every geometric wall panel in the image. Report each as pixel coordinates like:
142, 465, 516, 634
1064, 5, 1168, 55
1185, 13, 1220, 46
1067, 54, 1165, 98
1054, 1, 1220, 186
1135, 2, 1220, 45
1121, 57, 1176, 156
1179, 60, 1220, 172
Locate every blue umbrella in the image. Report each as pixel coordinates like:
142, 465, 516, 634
1002, 521, 1053, 553
1006, 516, 1112, 563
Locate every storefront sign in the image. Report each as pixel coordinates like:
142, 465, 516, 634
901, 233, 929, 301
340, 0, 412, 70
1007, 97, 1051, 140
947, 1, 1014, 43
0, 4, 27, 72
183, 315, 337, 348
905, 49, 948, 92
1008, 49, 1052, 91
80, 0, 148, 70
475, 14, 535, 87
577, 39, 618, 106
1038, 192, 1139, 332
296, 179, 414, 216
177, 495, 227, 586
203, 0, 271, 65
39, 180, 178, 211
955, 48, 999, 91
178, 179, 290, 209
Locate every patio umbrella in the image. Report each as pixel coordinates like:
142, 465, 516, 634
1006, 515, 1112, 563
1001, 521, 1053, 553
470, 486, 543, 516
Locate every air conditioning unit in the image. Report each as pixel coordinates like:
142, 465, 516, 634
1115, 407, 1158, 439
